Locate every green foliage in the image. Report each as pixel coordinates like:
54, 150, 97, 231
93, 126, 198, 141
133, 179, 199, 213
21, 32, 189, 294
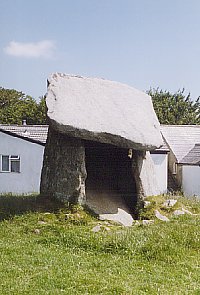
34, 96, 48, 124
148, 88, 200, 125
0, 87, 47, 125
0, 194, 200, 294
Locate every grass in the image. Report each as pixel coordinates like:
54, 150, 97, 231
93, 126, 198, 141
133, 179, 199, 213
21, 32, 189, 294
0, 194, 200, 294
140, 193, 200, 219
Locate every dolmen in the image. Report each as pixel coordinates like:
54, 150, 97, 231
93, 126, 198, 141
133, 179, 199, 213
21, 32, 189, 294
40, 73, 162, 221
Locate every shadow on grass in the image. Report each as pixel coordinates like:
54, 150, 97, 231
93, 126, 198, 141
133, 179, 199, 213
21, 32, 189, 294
0, 194, 64, 221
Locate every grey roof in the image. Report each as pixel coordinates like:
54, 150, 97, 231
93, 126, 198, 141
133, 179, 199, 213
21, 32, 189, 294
161, 125, 200, 162
0, 125, 48, 145
180, 144, 200, 165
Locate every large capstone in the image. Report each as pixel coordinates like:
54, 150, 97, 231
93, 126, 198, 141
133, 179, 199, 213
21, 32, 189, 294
46, 73, 163, 150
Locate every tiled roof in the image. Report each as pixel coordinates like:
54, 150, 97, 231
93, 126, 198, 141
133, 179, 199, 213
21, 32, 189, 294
161, 125, 200, 162
0, 125, 48, 145
180, 144, 200, 165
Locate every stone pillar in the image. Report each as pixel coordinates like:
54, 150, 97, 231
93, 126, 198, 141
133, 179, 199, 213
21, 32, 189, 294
40, 126, 87, 205
132, 150, 160, 215
132, 150, 145, 215
139, 151, 160, 197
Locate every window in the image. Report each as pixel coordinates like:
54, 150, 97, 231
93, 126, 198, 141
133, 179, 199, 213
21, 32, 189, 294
2, 156, 9, 172
0, 155, 20, 173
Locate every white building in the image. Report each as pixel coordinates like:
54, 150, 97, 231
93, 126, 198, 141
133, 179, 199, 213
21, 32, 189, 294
0, 125, 48, 194
179, 144, 200, 197
161, 125, 200, 198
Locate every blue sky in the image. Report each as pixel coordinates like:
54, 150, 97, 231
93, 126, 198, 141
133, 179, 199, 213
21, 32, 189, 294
1, 0, 200, 100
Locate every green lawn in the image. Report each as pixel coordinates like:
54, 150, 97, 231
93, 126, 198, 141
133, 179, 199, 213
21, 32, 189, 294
0, 194, 200, 295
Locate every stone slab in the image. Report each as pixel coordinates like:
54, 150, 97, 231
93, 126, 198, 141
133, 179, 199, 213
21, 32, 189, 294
155, 210, 169, 221
46, 73, 163, 150
86, 190, 134, 226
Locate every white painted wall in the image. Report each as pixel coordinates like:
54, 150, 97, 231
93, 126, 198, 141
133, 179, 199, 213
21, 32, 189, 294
182, 165, 200, 198
0, 131, 44, 194
150, 153, 168, 194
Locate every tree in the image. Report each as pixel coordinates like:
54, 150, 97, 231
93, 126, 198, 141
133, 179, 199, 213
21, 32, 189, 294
34, 96, 47, 125
148, 88, 200, 125
0, 87, 47, 124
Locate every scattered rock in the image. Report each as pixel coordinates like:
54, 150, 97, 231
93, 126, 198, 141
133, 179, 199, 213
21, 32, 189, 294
104, 226, 111, 231
99, 208, 134, 227
142, 220, 155, 226
87, 191, 134, 227
155, 210, 169, 222
91, 225, 102, 232
174, 208, 198, 216
34, 229, 40, 234
163, 199, 177, 207
173, 210, 185, 216
142, 220, 154, 225
38, 221, 47, 225
181, 208, 194, 215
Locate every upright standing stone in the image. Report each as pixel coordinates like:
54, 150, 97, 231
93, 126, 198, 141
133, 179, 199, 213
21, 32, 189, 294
40, 126, 87, 204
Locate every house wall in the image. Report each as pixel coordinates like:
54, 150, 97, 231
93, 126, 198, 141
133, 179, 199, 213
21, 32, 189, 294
150, 153, 168, 194
167, 149, 182, 188
0, 132, 44, 194
182, 165, 200, 198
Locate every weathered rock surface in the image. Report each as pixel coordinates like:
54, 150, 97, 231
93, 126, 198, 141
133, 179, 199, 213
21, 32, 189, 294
91, 225, 102, 232
40, 127, 87, 204
139, 151, 160, 196
86, 190, 134, 226
173, 208, 197, 216
163, 199, 177, 207
99, 209, 133, 227
155, 210, 169, 221
46, 73, 162, 150
173, 209, 185, 216
131, 151, 160, 198
142, 220, 155, 225
181, 208, 194, 215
